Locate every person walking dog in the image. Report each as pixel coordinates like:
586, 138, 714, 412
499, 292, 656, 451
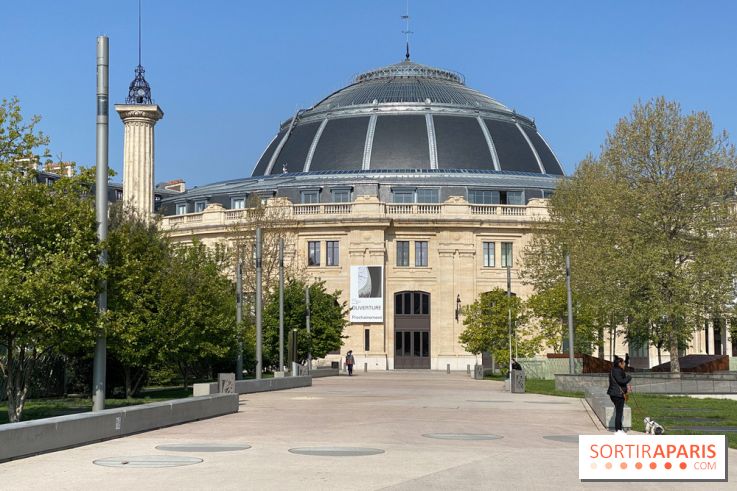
607, 356, 632, 435
345, 350, 355, 376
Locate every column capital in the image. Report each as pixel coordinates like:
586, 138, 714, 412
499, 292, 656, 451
114, 104, 164, 123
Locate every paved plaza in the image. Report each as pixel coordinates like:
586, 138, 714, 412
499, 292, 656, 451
3, 372, 736, 490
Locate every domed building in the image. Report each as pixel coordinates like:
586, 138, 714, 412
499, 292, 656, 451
154, 58, 564, 371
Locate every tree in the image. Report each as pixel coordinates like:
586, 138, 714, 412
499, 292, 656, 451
525, 281, 597, 355
262, 279, 347, 367
0, 100, 100, 421
523, 98, 737, 372
157, 240, 236, 388
458, 288, 539, 372
106, 205, 169, 397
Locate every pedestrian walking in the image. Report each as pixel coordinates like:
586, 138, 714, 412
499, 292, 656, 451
345, 350, 355, 376
607, 356, 632, 435
624, 353, 630, 370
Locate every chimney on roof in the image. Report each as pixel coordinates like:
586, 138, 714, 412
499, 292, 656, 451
45, 161, 75, 177
160, 179, 186, 193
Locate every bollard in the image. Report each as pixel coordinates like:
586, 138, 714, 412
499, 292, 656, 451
364, 362, 368, 373
467, 364, 471, 375
292, 361, 299, 377
446, 364, 450, 374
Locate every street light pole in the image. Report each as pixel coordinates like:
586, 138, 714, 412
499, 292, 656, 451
566, 253, 575, 374
279, 238, 285, 373
92, 36, 109, 412
305, 285, 312, 374
507, 265, 512, 387
235, 252, 243, 380
255, 227, 263, 380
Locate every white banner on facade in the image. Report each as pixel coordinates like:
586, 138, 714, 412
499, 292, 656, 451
350, 266, 383, 323
579, 435, 727, 481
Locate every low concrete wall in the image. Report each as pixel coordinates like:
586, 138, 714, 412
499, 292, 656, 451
585, 389, 631, 431
192, 376, 312, 396
518, 357, 583, 380
311, 368, 339, 378
0, 394, 238, 462
556, 372, 737, 395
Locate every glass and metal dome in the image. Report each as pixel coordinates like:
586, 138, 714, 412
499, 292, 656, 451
251, 60, 563, 176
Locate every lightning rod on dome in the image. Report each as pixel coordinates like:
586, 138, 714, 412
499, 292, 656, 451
126, 0, 153, 104
401, 0, 413, 61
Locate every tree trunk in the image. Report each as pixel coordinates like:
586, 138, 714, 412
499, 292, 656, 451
669, 330, 681, 373
4, 343, 36, 423
597, 326, 605, 359
124, 366, 132, 399
657, 343, 662, 366
131, 369, 146, 397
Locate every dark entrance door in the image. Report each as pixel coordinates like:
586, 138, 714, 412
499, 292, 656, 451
394, 291, 430, 369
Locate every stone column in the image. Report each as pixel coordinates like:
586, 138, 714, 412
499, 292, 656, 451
707, 320, 715, 355
726, 319, 733, 357
114, 104, 164, 216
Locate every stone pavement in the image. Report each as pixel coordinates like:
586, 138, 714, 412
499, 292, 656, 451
2, 371, 735, 490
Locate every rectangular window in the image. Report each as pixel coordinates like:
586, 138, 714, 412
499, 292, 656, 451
501, 242, 513, 268
194, 200, 207, 213
364, 329, 370, 351
231, 197, 246, 209
483, 241, 495, 267
175, 203, 187, 215
331, 189, 351, 203
396, 241, 409, 267
326, 241, 339, 266
308, 241, 320, 266
468, 189, 500, 204
416, 188, 439, 203
393, 190, 414, 203
115, 189, 123, 200
506, 191, 524, 205
415, 241, 428, 267
301, 190, 320, 204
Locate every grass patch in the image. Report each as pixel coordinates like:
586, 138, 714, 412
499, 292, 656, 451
483, 373, 507, 381
628, 394, 737, 449
0, 386, 192, 425
523, 378, 585, 398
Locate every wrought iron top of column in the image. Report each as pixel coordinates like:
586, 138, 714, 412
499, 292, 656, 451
126, 65, 153, 104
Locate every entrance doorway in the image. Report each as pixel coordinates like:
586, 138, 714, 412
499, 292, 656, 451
394, 291, 430, 369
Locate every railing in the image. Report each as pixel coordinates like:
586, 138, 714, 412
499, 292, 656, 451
386, 204, 442, 215
471, 205, 526, 216
163, 201, 535, 228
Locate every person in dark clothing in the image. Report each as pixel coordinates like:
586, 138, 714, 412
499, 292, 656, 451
511, 358, 522, 371
624, 353, 630, 370
345, 350, 355, 376
607, 357, 632, 434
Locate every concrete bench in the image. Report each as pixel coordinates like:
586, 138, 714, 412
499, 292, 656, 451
192, 375, 312, 396
0, 393, 238, 462
585, 388, 632, 431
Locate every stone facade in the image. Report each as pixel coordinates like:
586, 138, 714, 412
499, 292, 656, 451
161, 196, 549, 370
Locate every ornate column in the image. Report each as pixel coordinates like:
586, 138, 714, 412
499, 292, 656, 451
115, 105, 163, 216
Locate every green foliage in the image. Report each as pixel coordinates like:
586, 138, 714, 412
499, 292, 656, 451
157, 240, 236, 387
262, 279, 347, 367
106, 205, 170, 397
523, 98, 737, 372
458, 288, 540, 372
0, 99, 100, 421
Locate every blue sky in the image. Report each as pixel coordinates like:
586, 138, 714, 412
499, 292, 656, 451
3, 0, 736, 185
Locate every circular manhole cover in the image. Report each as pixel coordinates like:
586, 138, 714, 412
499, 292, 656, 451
288, 447, 385, 457
155, 443, 251, 452
93, 455, 202, 468
422, 433, 503, 441
543, 435, 579, 443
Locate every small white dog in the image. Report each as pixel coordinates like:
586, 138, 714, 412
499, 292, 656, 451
644, 417, 665, 435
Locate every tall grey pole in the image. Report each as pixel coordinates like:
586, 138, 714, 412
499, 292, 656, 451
235, 253, 243, 380
305, 285, 312, 373
507, 265, 512, 385
92, 36, 109, 412
566, 253, 575, 374
278, 238, 285, 372
255, 228, 263, 379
